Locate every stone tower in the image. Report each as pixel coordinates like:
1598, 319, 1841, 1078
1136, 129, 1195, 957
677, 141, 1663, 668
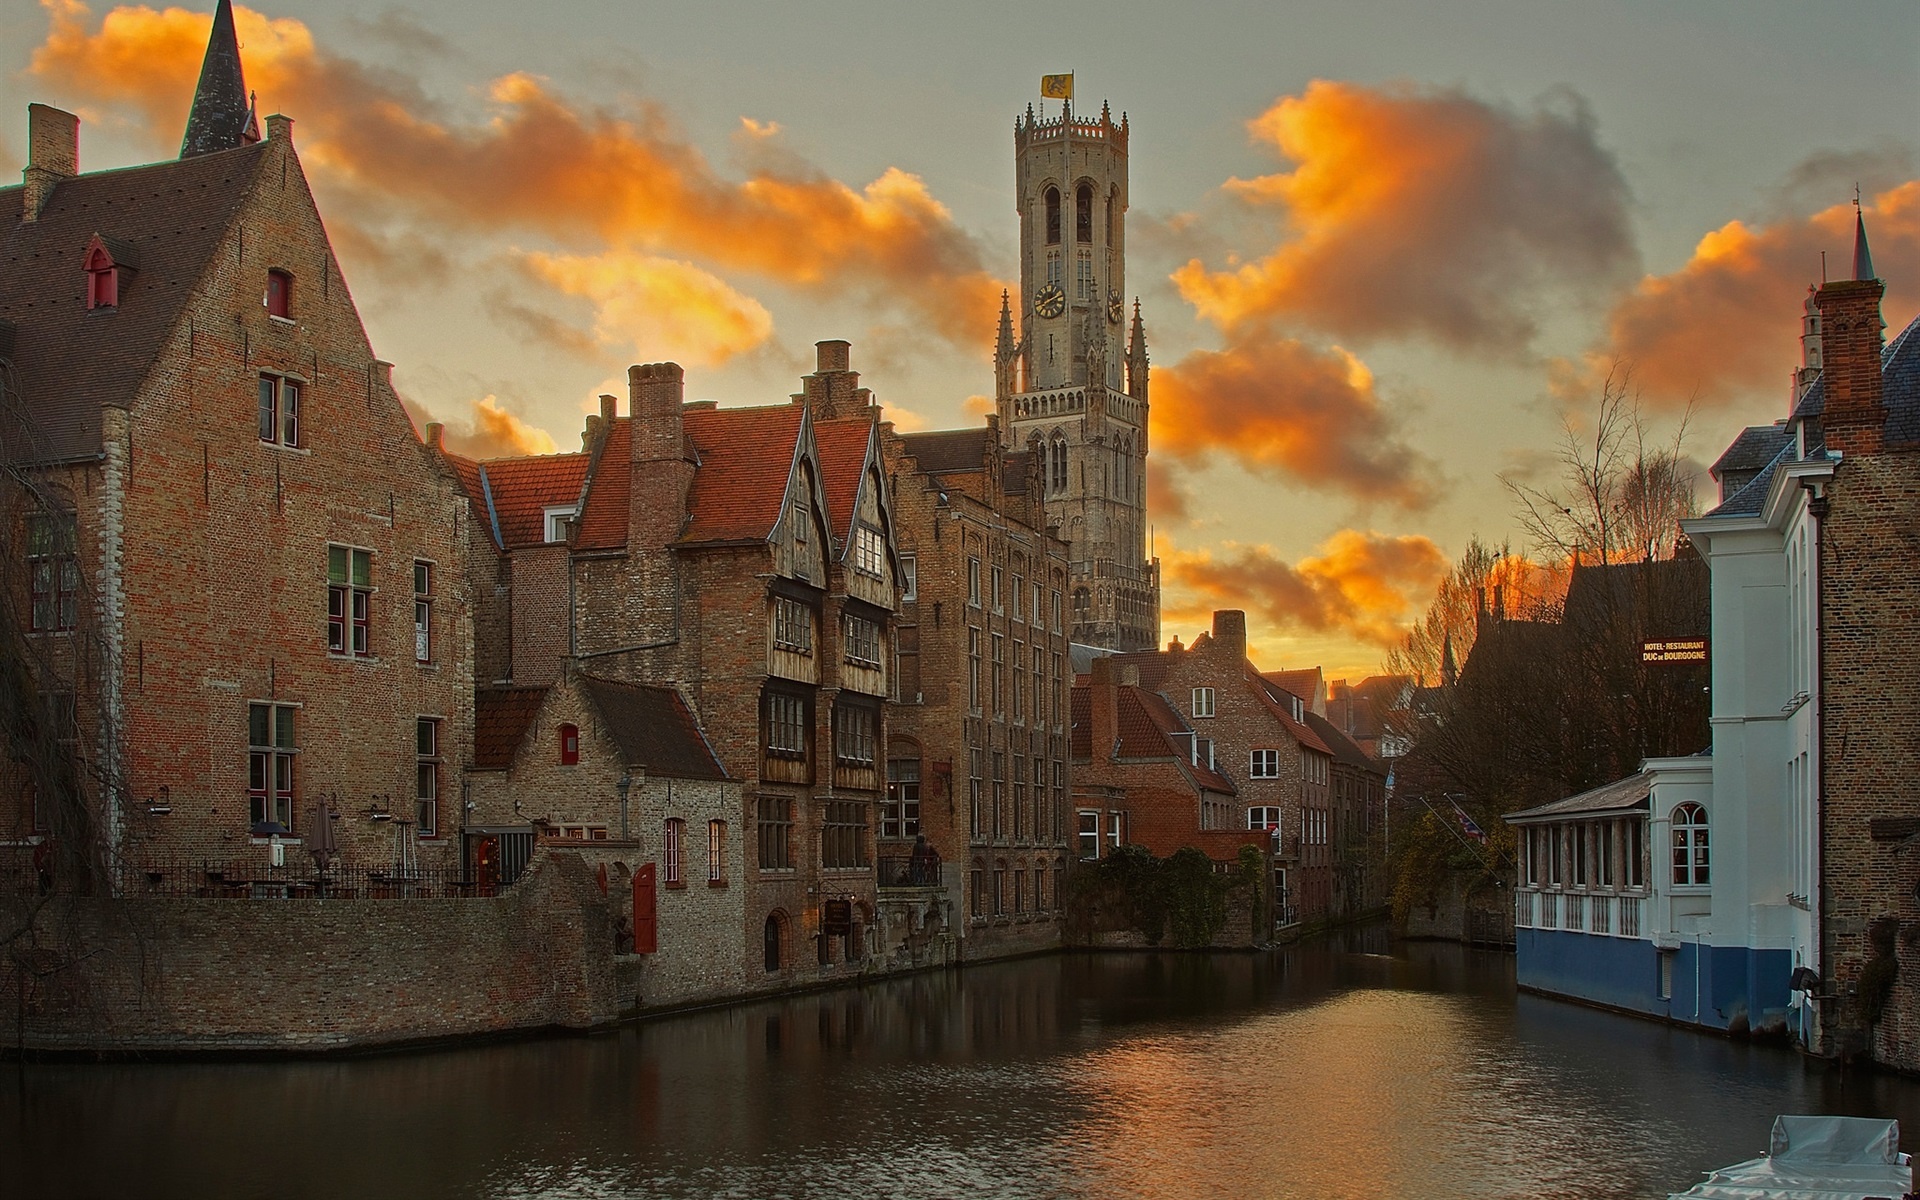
996, 98, 1158, 651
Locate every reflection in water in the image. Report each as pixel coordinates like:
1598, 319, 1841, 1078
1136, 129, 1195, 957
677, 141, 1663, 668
8, 939, 1918, 1199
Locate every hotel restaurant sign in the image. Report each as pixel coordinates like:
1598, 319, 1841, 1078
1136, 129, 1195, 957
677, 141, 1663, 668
1642, 638, 1708, 664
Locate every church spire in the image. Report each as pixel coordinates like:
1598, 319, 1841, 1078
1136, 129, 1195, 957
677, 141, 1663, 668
1852, 192, 1877, 282
994, 290, 1018, 399
180, 0, 260, 158
1126, 298, 1149, 400
1441, 632, 1458, 688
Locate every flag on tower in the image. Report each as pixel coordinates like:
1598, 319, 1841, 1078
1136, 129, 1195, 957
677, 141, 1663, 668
1041, 73, 1074, 100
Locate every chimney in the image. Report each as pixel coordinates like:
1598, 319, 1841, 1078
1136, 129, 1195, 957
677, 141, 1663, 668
795, 340, 867, 418
1211, 610, 1247, 659
266, 113, 293, 144
424, 421, 445, 451
599, 393, 618, 424
1815, 219, 1886, 456
1087, 658, 1120, 762
629, 362, 686, 462
22, 104, 79, 223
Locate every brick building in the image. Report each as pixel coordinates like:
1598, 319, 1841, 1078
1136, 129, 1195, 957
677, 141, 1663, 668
1095, 611, 1387, 928
440, 351, 916, 987
0, 4, 474, 885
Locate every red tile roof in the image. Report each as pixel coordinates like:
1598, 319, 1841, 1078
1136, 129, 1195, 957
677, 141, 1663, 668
814, 417, 875, 546
473, 686, 548, 770
1251, 672, 1332, 754
573, 417, 631, 551
680, 404, 804, 544
440, 450, 496, 547
1265, 668, 1321, 705
1070, 684, 1235, 793
477, 452, 590, 549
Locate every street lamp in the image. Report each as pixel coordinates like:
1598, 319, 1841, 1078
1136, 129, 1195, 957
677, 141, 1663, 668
616, 773, 632, 842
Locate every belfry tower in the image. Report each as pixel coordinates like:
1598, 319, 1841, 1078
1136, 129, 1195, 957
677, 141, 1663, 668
996, 98, 1158, 651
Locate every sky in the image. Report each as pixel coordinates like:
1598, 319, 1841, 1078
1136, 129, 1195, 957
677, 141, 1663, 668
4, 0, 1917, 679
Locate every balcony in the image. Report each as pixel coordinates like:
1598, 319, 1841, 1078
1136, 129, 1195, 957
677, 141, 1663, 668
876, 848, 943, 890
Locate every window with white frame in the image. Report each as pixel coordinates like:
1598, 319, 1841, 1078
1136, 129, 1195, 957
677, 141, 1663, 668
899, 554, 917, 602
884, 758, 921, 839
968, 557, 981, 607
1250, 749, 1281, 778
1247, 806, 1283, 831
843, 613, 882, 667
663, 818, 685, 886
707, 819, 727, 883
773, 596, 813, 653
1077, 811, 1101, 860
991, 565, 1004, 612
415, 717, 440, 837
1672, 803, 1709, 886
1011, 574, 1024, 621
1192, 687, 1216, 718
248, 702, 296, 831
413, 561, 433, 663
327, 545, 372, 657
853, 525, 885, 577
257, 374, 300, 447
543, 505, 577, 543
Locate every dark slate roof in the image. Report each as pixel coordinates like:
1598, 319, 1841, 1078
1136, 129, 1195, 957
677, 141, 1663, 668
578, 676, 728, 781
1302, 710, 1379, 774
1504, 771, 1652, 823
473, 686, 548, 771
1705, 441, 1792, 517
899, 428, 989, 474
1711, 424, 1790, 479
0, 142, 271, 463
1791, 311, 1920, 430
180, 0, 259, 158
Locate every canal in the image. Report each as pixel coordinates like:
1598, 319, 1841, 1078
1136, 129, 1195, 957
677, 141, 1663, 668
8, 934, 1920, 1199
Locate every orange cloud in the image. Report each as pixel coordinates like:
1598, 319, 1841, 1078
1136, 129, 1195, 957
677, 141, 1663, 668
1575, 181, 1920, 409
519, 249, 773, 366
29, 2, 1005, 349
1146, 458, 1193, 525
407, 394, 557, 459
1164, 530, 1448, 648
1173, 80, 1634, 349
1154, 335, 1437, 508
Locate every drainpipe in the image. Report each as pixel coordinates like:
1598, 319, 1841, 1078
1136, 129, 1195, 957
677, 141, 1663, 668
1807, 479, 1830, 1055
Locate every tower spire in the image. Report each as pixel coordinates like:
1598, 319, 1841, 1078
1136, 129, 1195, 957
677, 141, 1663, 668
1852, 189, 1877, 282
994, 290, 1018, 399
180, 0, 260, 158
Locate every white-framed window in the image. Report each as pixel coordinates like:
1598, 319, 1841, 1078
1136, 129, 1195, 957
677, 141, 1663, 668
773, 596, 813, 653
884, 758, 921, 839
1011, 574, 1024, 621
663, 818, 685, 886
1672, 803, 1709, 886
991, 566, 1004, 613
707, 819, 727, 883
853, 525, 885, 577
1108, 811, 1124, 851
1247, 806, 1283, 831
257, 374, 300, 447
1192, 687, 1216, 718
968, 557, 981, 607
326, 545, 373, 657
1032, 581, 1045, 624
1250, 749, 1281, 778
247, 702, 297, 831
899, 554, 917, 602
843, 613, 882, 666
1077, 811, 1101, 860
413, 560, 433, 663
543, 505, 577, 543
415, 717, 440, 837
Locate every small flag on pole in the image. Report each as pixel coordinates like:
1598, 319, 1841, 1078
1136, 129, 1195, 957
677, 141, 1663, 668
1041, 73, 1074, 100
1449, 799, 1488, 844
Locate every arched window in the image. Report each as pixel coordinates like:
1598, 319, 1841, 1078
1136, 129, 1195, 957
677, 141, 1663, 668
83, 240, 119, 310
266, 269, 292, 319
1044, 187, 1061, 246
764, 912, 786, 972
1050, 435, 1069, 492
1075, 183, 1093, 243
1672, 803, 1709, 886
1072, 587, 1091, 622
558, 723, 580, 765
1105, 192, 1115, 244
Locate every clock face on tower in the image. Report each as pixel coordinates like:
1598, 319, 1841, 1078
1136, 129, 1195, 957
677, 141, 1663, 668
1108, 291, 1124, 324
1033, 284, 1066, 319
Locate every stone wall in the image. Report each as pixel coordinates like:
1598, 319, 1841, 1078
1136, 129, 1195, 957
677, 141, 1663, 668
0, 851, 630, 1056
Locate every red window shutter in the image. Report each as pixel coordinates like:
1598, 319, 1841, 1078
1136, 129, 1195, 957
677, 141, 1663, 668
632, 863, 657, 954
560, 724, 579, 765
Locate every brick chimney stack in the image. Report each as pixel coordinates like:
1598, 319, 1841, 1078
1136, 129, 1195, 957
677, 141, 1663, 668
1212, 610, 1247, 660
1815, 275, 1886, 457
793, 340, 873, 419
22, 104, 78, 223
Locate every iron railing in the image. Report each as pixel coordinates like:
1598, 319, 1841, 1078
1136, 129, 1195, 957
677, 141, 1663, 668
876, 849, 943, 888
129, 857, 516, 899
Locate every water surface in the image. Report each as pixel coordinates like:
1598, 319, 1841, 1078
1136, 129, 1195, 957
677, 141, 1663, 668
8, 932, 1917, 1199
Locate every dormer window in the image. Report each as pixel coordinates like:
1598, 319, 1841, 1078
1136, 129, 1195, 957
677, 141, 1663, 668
265, 269, 293, 320
82, 235, 135, 311
543, 505, 577, 543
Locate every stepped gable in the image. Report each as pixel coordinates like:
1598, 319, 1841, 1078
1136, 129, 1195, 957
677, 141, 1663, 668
578, 676, 728, 781
0, 143, 271, 463
680, 404, 806, 544
473, 686, 549, 770
475, 452, 590, 548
